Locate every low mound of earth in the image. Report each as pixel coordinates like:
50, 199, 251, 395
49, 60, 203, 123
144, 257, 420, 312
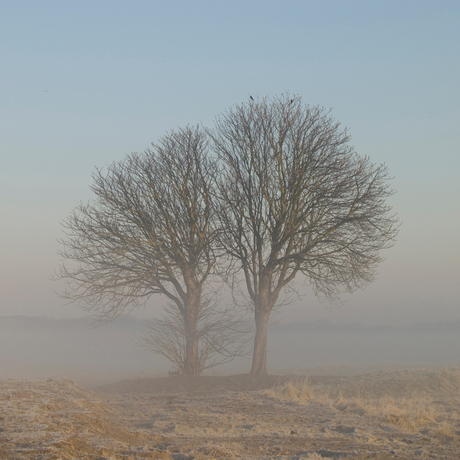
93, 367, 460, 397
94, 374, 292, 395
2, 368, 460, 459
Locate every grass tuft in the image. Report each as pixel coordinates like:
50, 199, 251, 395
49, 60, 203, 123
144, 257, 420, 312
264, 377, 314, 403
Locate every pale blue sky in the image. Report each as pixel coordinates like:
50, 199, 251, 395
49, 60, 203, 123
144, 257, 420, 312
1, 1, 459, 325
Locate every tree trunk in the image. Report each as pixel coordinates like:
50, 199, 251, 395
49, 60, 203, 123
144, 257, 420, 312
250, 308, 270, 375
182, 287, 201, 376
183, 329, 200, 376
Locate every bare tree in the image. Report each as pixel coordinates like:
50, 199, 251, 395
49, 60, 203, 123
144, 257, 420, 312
138, 299, 250, 375
209, 95, 399, 375
58, 126, 234, 376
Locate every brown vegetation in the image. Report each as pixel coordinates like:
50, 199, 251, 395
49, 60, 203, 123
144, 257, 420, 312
2, 368, 459, 459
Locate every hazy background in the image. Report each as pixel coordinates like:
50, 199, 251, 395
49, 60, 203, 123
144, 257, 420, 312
1, 316, 459, 387
1, 1, 459, 384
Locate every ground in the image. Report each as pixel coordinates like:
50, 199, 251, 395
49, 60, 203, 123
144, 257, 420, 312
1, 368, 459, 459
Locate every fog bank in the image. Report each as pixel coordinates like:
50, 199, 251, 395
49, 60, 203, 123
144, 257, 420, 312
1, 316, 459, 388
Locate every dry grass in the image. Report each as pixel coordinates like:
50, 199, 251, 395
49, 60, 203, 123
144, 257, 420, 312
433, 421, 456, 441
4, 371, 460, 459
263, 376, 313, 403
264, 368, 460, 438
198, 445, 237, 458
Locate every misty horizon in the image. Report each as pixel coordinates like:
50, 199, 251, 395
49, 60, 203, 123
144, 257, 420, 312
2, 314, 459, 388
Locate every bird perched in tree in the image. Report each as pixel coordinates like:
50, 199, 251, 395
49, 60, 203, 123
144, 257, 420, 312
250, 95, 254, 101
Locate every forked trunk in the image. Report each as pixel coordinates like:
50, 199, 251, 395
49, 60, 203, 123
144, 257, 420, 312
250, 309, 270, 375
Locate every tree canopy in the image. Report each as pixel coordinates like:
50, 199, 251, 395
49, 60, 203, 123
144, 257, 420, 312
58, 95, 398, 376
210, 95, 399, 374
58, 126, 242, 375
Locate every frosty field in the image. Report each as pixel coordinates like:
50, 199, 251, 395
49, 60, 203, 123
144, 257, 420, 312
1, 368, 460, 459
